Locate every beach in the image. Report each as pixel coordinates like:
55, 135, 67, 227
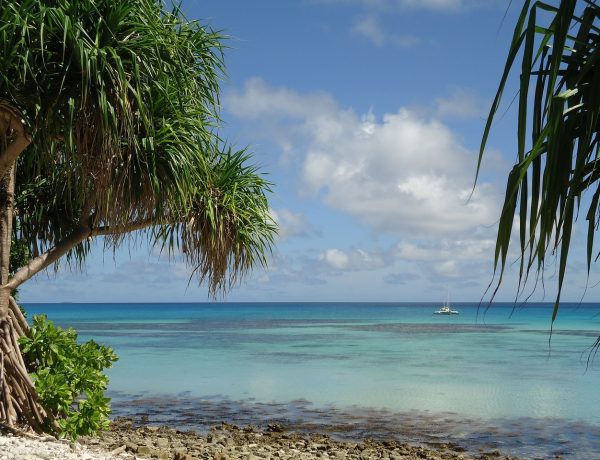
1, 417, 518, 460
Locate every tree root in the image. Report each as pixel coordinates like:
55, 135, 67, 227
0, 299, 59, 433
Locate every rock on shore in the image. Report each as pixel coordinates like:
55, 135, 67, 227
1, 418, 519, 460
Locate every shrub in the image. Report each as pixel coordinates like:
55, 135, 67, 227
19, 315, 118, 439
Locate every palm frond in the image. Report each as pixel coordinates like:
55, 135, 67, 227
1, 0, 277, 294
480, 1, 600, 320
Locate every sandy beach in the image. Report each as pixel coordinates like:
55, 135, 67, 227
0, 418, 520, 460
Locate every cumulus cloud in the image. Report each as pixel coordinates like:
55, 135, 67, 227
321, 248, 350, 269
435, 87, 490, 119
300, 109, 500, 238
251, 246, 393, 286
226, 78, 503, 282
352, 15, 419, 47
398, 237, 496, 262
270, 208, 312, 240
227, 79, 502, 239
396, 236, 496, 280
227, 79, 337, 120
252, 252, 331, 287
319, 248, 389, 271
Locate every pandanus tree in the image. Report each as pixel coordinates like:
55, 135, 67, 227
478, 0, 600, 325
0, 0, 276, 431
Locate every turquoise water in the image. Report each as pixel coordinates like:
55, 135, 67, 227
23, 302, 600, 457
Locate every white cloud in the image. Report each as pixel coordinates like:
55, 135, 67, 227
397, 237, 497, 280
242, 247, 396, 298
434, 259, 460, 278
270, 208, 312, 240
227, 79, 501, 240
435, 87, 490, 119
227, 78, 337, 120
255, 252, 329, 286
396, 0, 463, 9
398, 237, 496, 262
319, 248, 389, 271
313, 0, 478, 12
303, 111, 500, 237
226, 79, 504, 285
352, 15, 420, 47
321, 249, 351, 269
252, 247, 389, 287
353, 15, 385, 45
394, 235, 498, 283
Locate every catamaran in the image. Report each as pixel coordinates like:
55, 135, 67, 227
433, 305, 459, 315
434, 293, 459, 315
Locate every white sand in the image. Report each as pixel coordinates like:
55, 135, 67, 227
0, 433, 134, 460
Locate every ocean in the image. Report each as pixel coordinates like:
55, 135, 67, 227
22, 302, 600, 458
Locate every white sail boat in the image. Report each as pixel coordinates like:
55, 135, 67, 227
434, 292, 459, 315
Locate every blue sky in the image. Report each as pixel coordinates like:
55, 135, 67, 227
20, 0, 599, 303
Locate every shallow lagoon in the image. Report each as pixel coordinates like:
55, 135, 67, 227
24, 302, 600, 458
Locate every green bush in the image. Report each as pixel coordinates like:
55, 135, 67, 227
19, 315, 118, 440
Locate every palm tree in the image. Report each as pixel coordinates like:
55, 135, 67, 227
478, 0, 600, 321
0, 0, 276, 431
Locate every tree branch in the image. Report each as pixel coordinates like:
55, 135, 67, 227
2, 217, 163, 292
90, 218, 162, 236
3, 225, 91, 292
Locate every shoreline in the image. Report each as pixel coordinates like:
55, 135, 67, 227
0, 418, 519, 460
107, 393, 598, 459
85, 417, 520, 459
1, 395, 593, 460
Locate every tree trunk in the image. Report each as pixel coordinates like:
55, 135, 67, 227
0, 163, 15, 318
0, 110, 54, 433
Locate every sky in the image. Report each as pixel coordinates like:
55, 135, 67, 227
20, 0, 600, 304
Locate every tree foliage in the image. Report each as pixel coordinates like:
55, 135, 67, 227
19, 316, 117, 439
479, 0, 600, 320
1, 0, 276, 295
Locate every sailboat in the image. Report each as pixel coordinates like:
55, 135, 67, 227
434, 293, 459, 315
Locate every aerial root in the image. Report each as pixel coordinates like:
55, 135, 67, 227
0, 306, 57, 433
